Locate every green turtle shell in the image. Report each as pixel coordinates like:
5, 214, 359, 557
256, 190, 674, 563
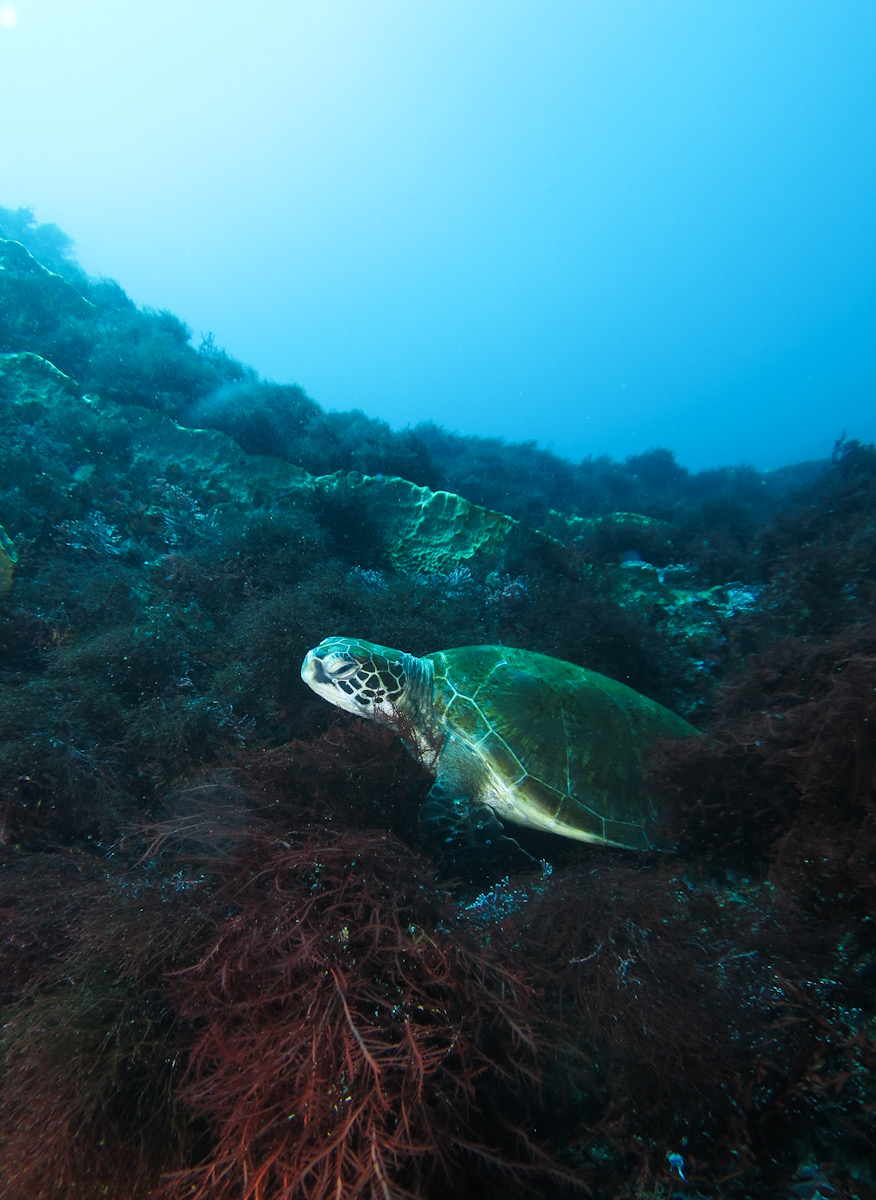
426, 645, 695, 850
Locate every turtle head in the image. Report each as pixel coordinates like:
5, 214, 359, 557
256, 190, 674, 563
301, 637, 432, 726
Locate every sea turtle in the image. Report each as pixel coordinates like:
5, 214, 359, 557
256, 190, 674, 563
301, 637, 696, 850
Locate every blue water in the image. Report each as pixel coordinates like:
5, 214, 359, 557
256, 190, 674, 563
2, 0, 875, 472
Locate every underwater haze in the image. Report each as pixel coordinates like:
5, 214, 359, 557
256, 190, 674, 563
2, 0, 876, 469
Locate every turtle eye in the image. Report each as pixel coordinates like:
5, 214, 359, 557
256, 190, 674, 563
322, 653, 359, 681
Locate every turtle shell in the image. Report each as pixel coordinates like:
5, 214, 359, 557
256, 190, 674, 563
426, 645, 695, 850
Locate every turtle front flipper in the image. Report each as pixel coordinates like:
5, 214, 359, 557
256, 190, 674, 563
418, 779, 537, 882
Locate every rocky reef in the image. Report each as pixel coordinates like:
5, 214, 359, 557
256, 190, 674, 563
1, 210, 874, 1199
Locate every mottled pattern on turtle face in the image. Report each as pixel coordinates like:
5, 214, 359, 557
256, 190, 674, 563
301, 637, 408, 719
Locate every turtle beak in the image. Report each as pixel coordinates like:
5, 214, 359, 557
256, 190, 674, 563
301, 650, 327, 689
